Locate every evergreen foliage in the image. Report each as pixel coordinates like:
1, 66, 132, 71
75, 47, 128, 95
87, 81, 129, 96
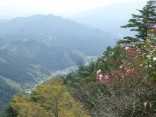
120, 0, 156, 43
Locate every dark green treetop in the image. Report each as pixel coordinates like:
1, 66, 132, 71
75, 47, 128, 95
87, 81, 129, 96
119, 0, 156, 44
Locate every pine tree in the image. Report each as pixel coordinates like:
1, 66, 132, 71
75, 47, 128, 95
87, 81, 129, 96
119, 0, 156, 43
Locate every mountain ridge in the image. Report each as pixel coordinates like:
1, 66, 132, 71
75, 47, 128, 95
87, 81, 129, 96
0, 14, 115, 113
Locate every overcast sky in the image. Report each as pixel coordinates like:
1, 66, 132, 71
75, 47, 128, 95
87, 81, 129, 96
0, 0, 147, 19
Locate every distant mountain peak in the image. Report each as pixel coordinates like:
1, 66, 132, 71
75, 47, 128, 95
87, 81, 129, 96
70, 0, 146, 37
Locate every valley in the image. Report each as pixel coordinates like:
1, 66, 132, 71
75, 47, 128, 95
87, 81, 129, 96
24, 55, 97, 94
1, 0, 155, 116
0, 14, 115, 114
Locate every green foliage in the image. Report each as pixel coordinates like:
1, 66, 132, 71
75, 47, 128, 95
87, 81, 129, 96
64, 62, 96, 88
63, 41, 156, 116
6, 78, 90, 117
0, 78, 17, 115
63, 46, 126, 115
96, 46, 125, 72
140, 35, 156, 79
120, 0, 156, 43
4, 1, 156, 117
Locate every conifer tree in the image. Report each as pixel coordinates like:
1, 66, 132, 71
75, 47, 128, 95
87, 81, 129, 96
120, 0, 156, 43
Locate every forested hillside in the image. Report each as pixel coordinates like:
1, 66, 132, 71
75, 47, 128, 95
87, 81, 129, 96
2, 0, 156, 117
6, 78, 91, 117
64, 1, 156, 116
0, 14, 115, 114
0, 77, 19, 114
0, 14, 115, 86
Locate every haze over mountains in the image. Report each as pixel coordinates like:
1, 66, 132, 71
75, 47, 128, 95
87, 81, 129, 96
0, 14, 115, 113
0, 14, 115, 57
0, 0, 150, 115
0, 0, 148, 114
0, 0, 146, 113
0, 14, 115, 81
71, 1, 146, 37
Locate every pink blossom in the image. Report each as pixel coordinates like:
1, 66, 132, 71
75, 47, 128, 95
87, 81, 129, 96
99, 74, 103, 80
125, 46, 129, 50
144, 101, 148, 108
96, 69, 101, 75
125, 67, 133, 73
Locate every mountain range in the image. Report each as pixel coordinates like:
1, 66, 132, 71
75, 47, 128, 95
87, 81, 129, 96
0, 14, 115, 113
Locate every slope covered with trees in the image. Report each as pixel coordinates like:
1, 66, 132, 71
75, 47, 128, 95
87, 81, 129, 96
0, 14, 115, 87
2, 0, 156, 117
0, 14, 115, 114
0, 77, 18, 114
63, 0, 156, 116
6, 78, 90, 117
